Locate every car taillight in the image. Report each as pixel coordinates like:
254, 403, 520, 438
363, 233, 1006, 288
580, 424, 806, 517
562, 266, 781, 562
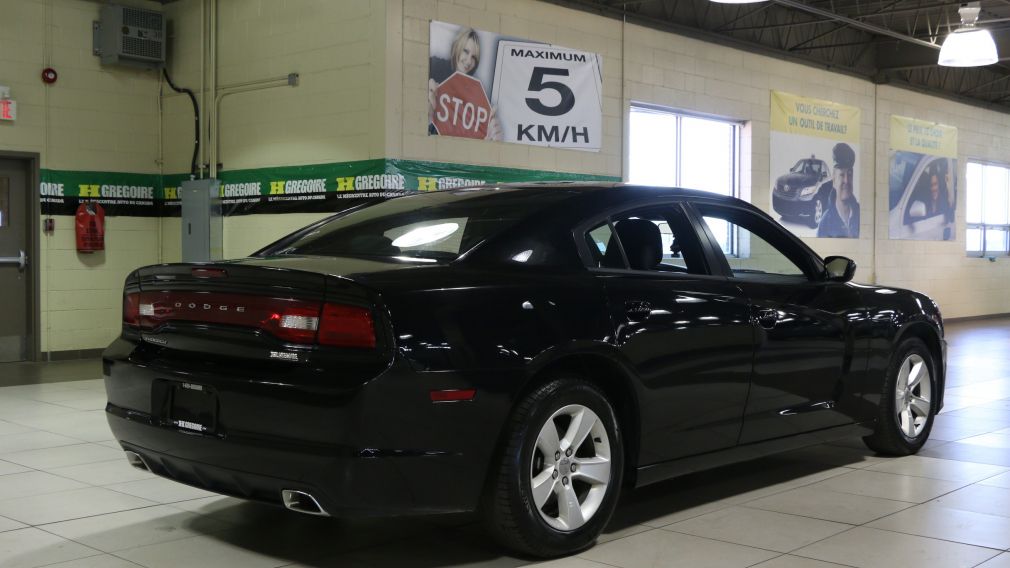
123, 293, 141, 327
318, 304, 376, 348
123, 291, 376, 349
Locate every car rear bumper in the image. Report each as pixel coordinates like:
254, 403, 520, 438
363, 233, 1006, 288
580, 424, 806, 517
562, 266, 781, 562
103, 339, 510, 517
107, 408, 471, 516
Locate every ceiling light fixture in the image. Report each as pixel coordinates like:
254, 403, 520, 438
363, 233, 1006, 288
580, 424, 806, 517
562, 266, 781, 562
938, 2, 998, 67
709, 0, 768, 4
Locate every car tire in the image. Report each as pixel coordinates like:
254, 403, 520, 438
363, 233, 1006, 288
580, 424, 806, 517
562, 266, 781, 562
483, 376, 624, 558
863, 338, 937, 455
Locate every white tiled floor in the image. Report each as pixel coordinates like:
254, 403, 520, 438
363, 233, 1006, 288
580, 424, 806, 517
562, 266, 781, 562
0, 319, 1008, 568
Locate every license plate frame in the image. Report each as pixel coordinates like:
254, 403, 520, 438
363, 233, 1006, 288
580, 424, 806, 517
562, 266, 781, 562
168, 382, 218, 434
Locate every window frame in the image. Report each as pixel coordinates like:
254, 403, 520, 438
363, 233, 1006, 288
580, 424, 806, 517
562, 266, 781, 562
628, 103, 742, 200
965, 159, 1010, 258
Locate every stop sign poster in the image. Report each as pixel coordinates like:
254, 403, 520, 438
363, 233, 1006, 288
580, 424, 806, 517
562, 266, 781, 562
428, 21, 603, 151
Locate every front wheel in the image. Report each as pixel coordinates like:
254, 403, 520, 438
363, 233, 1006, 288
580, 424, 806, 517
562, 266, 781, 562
483, 377, 624, 558
864, 338, 937, 455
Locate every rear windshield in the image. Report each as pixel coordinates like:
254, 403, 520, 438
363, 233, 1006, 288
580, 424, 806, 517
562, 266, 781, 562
260, 188, 575, 262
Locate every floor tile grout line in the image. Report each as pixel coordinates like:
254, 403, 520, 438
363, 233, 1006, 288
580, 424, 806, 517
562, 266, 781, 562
4, 525, 110, 566
33, 510, 240, 562
863, 520, 1010, 553
659, 523, 854, 557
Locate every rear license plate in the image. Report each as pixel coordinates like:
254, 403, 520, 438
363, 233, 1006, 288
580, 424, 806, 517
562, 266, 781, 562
169, 382, 217, 434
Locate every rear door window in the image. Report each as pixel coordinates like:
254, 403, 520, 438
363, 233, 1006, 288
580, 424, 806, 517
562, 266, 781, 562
582, 204, 706, 274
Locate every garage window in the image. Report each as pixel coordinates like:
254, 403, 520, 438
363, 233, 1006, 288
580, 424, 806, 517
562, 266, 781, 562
628, 105, 740, 198
966, 161, 1010, 256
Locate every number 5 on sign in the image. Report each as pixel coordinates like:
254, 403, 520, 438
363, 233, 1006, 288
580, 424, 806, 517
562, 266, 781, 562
490, 40, 603, 151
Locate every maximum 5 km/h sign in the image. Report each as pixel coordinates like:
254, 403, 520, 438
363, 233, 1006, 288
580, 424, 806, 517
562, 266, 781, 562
491, 41, 603, 151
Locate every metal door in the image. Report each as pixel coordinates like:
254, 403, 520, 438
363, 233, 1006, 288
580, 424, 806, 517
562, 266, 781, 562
0, 158, 30, 361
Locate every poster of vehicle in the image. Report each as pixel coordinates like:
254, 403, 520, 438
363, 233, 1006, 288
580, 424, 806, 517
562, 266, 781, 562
770, 91, 861, 238
889, 116, 958, 241
428, 21, 603, 151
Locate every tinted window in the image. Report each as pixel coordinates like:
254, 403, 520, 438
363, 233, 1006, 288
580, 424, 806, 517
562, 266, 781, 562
261, 189, 574, 262
584, 206, 704, 274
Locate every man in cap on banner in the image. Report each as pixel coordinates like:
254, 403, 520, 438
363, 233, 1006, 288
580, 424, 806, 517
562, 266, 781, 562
817, 142, 859, 238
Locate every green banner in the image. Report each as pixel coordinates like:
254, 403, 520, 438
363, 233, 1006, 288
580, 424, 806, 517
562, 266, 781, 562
40, 170, 163, 217
41, 159, 617, 217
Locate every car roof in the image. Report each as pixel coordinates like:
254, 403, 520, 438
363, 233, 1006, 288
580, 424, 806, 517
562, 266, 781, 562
457, 182, 737, 201
450, 182, 765, 213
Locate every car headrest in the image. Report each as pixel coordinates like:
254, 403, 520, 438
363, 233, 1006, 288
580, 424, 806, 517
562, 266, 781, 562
614, 219, 662, 271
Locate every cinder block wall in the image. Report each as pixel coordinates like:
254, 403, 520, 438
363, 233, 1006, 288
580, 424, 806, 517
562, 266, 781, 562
13, 0, 1010, 355
0, 0, 163, 353
161, 0, 390, 260
390, 0, 1010, 318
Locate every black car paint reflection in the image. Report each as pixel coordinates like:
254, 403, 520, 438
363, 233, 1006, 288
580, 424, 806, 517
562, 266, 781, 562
102, 185, 945, 517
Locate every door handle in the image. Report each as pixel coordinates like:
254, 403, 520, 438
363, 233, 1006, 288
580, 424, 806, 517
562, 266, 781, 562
625, 300, 652, 321
755, 308, 779, 329
0, 250, 26, 272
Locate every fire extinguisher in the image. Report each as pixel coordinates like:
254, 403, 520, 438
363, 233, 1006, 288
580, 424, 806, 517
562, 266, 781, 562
75, 201, 105, 253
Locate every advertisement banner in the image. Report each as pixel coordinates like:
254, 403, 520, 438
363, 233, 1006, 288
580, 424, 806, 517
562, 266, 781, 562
40, 160, 618, 217
40, 170, 163, 217
428, 21, 603, 151
769, 91, 861, 238
888, 116, 958, 241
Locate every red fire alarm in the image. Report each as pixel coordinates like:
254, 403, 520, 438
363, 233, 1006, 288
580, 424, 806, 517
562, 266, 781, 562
41, 68, 57, 84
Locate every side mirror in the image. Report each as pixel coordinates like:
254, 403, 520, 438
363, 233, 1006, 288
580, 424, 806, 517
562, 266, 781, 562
909, 200, 927, 219
824, 255, 856, 282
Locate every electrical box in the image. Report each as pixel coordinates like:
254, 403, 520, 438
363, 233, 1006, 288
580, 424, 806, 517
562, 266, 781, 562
180, 179, 223, 263
93, 5, 166, 69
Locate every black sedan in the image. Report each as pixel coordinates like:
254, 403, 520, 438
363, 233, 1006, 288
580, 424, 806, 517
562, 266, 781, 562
772, 157, 831, 227
103, 185, 945, 557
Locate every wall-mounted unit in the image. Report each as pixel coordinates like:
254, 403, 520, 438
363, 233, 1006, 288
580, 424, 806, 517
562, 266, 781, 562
180, 179, 223, 263
93, 5, 166, 69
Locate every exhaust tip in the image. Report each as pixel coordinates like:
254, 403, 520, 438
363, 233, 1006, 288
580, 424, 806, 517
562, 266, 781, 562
281, 489, 329, 517
124, 451, 150, 471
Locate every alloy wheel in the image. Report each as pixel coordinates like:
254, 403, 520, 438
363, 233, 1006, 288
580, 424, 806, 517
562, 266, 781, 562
530, 404, 612, 531
894, 353, 932, 438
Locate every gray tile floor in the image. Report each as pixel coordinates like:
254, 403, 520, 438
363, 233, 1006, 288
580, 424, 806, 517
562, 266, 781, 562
0, 319, 1008, 567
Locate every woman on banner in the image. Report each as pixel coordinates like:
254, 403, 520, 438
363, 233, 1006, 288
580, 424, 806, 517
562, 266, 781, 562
428, 27, 503, 141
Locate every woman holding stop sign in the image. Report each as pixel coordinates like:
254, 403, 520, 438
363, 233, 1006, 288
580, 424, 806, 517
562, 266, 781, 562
428, 26, 503, 141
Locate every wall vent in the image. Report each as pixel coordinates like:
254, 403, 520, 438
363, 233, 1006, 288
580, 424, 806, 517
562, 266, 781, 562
93, 5, 166, 69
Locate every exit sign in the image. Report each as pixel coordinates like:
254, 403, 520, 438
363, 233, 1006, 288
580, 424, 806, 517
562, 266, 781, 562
0, 100, 15, 121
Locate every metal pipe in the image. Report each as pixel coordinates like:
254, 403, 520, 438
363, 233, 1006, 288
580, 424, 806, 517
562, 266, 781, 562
199, 0, 206, 178
209, 0, 218, 178
213, 77, 297, 169
772, 0, 940, 50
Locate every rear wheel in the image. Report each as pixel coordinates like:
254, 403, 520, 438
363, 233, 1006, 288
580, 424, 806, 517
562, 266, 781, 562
864, 338, 937, 455
483, 377, 623, 558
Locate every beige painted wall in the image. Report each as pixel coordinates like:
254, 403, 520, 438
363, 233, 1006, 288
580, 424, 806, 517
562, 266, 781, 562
1, 0, 162, 353
160, 0, 391, 260
874, 85, 1010, 318
391, 0, 1010, 318
13, 0, 1010, 354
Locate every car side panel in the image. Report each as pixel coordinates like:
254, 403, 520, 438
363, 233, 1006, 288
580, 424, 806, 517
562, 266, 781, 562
598, 273, 754, 464
737, 280, 872, 443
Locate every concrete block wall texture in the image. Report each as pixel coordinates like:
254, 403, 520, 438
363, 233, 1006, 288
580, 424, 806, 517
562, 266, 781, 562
11, 0, 1010, 355
0, 0, 163, 353
161, 0, 390, 259
391, 0, 1010, 317
874, 85, 1010, 318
